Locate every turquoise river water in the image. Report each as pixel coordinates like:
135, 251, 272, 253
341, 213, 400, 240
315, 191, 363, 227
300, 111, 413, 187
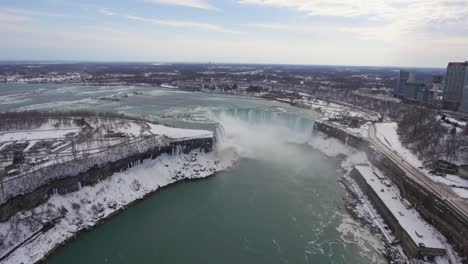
0, 84, 386, 264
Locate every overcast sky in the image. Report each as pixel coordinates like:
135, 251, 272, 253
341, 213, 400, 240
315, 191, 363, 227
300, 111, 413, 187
1, 0, 468, 67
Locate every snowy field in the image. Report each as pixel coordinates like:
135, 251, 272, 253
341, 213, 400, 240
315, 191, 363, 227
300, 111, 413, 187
0, 148, 236, 264
375, 122, 468, 199
375, 123, 423, 168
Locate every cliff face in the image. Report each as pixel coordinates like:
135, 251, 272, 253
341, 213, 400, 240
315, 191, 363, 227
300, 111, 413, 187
313, 121, 468, 258
312, 121, 368, 151
0, 137, 213, 222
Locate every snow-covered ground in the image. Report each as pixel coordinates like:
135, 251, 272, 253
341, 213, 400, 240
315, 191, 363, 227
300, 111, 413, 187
0, 116, 216, 205
452, 188, 468, 199
375, 122, 468, 199
0, 148, 236, 264
446, 117, 467, 128
293, 96, 373, 139
160, 84, 178, 89
148, 123, 213, 140
297, 96, 379, 122
345, 123, 369, 139
0, 129, 78, 142
375, 123, 423, 168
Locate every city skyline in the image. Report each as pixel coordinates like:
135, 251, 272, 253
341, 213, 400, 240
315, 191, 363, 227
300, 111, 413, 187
1, 0, 468, 67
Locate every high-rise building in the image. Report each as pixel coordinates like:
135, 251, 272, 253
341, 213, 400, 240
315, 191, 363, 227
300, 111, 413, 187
432, 74, 443, 84
395, 70, 416, 97
444, 61, 468, 112
431, 74, 444, 101
405, 81, 427, 102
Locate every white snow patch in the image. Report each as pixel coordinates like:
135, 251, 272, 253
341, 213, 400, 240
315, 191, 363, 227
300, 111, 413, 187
375, 122, 423, 168
148, 124, 212, 140
452, 188, 468, 199
0, 129, 79, 143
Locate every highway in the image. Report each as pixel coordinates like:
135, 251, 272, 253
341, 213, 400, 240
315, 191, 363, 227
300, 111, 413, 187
368, 124, 468, 220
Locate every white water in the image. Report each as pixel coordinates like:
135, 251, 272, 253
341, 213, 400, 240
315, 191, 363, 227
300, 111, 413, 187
205, 108, 315, 161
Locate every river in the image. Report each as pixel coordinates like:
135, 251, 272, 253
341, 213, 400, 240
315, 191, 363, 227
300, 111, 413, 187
0, 83, 386, 263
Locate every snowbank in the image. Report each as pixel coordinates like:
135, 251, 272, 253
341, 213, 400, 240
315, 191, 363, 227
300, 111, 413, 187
375, 122, 423, 168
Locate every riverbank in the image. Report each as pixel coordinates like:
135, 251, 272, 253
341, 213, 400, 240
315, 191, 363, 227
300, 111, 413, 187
184, 88, 465, 262
312, 120, 464, 263
0, 147, 237, 264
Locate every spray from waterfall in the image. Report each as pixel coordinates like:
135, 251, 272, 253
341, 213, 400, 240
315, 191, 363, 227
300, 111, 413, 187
205, 108, 315, 160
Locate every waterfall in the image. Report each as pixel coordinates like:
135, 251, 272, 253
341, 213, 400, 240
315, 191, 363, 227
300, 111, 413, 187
208, 108, 315, 141
205, 108, 315, 160
215, 125, 226, 145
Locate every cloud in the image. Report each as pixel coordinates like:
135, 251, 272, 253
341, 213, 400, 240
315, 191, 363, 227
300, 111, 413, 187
0, 12, 31, 22
126, 14, 241, 33
0, 23, 34, 33
244, 23, 294, 31
0, 7, 65, 18
0, 8, 67, 26
238, 0, 389, 18
142, 0, 219, 11
239, 0, 468, 39
98, 8, 239, 33
242, 22, 317, 33
99, 9, 116, 16
83, 26, 127, 35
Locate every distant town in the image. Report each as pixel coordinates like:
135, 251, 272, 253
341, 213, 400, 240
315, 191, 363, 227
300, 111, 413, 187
1, 61, 467, 113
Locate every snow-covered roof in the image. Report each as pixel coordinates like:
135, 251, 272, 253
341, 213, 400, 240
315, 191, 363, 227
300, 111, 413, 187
355, 165, 445, 250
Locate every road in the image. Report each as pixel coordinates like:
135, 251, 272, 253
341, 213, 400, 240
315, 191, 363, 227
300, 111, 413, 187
368, 124, 468, 220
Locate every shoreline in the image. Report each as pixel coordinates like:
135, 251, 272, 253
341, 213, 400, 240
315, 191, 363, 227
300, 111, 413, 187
306, 135, 394, 263
37, 169, 221, 263
1, 149, 235, 264
38, 139, 389, 264
1, 84, 460, 263
338, 176, 403, 263
311, 124, 464, 263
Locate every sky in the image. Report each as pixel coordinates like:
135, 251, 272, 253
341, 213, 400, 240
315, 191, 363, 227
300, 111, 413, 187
0, 0, 468, 67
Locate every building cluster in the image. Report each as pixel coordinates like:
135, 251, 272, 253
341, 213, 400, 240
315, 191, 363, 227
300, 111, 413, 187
395, 61, 468, 112
395, 70, 443, 106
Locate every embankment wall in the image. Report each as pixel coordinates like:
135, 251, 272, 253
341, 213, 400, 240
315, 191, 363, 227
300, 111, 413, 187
313, 120, 468, 258
0, 137, 212, 222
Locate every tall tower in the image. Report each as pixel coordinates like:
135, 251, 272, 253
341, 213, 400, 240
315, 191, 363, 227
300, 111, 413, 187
395, 70, 416, 97
431, 74, 444, 101
444, 61, 468, 112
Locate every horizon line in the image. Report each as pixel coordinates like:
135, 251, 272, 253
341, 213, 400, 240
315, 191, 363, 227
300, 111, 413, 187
0, 59, 449, 69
